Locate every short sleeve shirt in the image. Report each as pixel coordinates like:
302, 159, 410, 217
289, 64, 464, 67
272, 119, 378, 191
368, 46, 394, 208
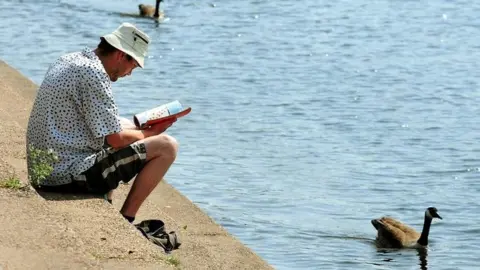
26, 48, 122, 186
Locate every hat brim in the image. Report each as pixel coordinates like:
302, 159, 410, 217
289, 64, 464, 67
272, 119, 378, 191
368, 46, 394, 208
103, 34, 145, 68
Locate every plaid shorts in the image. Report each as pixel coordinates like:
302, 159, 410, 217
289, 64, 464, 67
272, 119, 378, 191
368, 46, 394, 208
39, 142, 147, 195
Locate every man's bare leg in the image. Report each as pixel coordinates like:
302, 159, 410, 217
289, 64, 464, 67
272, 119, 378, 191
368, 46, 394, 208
106, 190, 114, 202
120, 134, 178, 218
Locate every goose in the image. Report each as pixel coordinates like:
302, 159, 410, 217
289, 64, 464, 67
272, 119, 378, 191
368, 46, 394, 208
138, 0, 164, 20
371, 207, 442, 248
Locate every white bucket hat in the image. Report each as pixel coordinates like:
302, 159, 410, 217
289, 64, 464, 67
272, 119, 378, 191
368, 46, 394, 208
102, 22, 150, 68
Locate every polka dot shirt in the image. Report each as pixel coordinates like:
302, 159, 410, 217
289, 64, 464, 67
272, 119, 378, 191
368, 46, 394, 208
26, 48, 122, 186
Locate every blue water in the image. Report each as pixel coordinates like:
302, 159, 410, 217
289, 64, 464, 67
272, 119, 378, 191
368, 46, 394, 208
2, 0, 480, 269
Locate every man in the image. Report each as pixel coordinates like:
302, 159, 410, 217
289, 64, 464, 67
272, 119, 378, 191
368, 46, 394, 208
26, 23, 178, 223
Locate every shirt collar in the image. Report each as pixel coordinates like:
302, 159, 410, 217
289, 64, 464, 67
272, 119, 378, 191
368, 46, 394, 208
81, 47, 98, 60
81, 47, 108, 76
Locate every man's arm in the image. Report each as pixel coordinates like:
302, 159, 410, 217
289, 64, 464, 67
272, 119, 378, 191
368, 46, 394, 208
106, 129, 150, 149
118, 117, 138, 130
106, 120, 175, 149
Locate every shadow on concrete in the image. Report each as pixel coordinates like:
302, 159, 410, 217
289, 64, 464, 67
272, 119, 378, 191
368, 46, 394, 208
35, 189, 103, 201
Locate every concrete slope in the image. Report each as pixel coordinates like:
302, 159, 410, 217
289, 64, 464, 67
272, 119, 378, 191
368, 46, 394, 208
0, 60, 272, 270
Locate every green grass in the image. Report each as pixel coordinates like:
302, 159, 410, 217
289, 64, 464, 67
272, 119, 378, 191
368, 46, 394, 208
0, 176, 23, 189
27, 144, 58, 188
165, 256, 180, 268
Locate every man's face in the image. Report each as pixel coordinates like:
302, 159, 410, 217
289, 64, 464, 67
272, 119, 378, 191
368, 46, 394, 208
110, 52, 139, 82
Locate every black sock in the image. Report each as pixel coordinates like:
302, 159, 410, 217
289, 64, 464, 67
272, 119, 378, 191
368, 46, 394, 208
122, 214, 135, 223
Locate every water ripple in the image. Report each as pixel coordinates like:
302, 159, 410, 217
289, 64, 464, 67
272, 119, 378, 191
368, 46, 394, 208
2, 0, 480, 269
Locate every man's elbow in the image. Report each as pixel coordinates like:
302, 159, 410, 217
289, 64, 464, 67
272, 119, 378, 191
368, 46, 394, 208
105, 133, 124, 149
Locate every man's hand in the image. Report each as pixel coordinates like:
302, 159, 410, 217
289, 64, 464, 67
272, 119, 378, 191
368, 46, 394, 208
145, 118, 177, 136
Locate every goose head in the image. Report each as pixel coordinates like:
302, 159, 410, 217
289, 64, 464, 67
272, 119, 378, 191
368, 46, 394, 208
425, 207, 442, 220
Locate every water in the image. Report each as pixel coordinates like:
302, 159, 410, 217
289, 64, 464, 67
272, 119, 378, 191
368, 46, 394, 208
1, 0, 479, 269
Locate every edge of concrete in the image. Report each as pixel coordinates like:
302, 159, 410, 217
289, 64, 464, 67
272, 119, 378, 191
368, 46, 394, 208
0, 59, 273, 270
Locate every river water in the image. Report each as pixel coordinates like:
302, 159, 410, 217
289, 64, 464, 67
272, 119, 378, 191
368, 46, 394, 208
1, 0, 479, 269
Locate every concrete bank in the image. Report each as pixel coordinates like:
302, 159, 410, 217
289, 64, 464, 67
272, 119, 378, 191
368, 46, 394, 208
0, 60, 273, 270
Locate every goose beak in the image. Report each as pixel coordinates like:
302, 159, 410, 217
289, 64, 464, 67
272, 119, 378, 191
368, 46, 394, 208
436, 214, 442, 220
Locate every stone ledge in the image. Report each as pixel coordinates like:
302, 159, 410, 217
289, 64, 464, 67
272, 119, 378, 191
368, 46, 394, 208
0, 59, 272, 270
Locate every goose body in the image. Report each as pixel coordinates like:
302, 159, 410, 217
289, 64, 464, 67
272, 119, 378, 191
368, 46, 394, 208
139, 0, 164, 19
371, 207, 442, 248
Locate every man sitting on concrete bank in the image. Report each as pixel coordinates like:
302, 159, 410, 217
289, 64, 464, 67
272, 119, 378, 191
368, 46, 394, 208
26, 22, 178, 224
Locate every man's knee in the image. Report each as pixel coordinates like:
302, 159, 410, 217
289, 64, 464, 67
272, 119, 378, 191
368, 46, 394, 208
145, 134, 179, 161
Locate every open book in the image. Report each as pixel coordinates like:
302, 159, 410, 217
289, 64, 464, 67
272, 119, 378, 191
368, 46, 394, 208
133, 100, 191, 129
